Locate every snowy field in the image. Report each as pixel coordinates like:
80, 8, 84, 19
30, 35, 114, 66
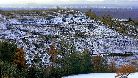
63, 73, 138, 78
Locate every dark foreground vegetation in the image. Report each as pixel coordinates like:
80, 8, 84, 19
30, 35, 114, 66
0, 40, 124, 78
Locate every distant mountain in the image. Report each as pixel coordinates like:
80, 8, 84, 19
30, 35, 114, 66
0, 3, 138, 9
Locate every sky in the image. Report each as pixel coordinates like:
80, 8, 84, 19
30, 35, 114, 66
0, 0, 137, 7
0, 0, 137, 4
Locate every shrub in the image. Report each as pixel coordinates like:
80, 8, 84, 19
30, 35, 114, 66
115, 64, 136, 78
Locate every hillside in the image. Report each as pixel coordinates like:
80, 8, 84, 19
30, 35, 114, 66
0, 9, 138, 67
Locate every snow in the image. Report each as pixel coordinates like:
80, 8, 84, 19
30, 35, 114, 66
0, 9, 138, 66
63, 73, 138, 78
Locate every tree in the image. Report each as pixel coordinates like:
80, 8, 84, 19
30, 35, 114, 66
108, 61, 116, 73
33, 53, 41, 67
79, 50, 92, 73
48, 43, 58, 64
115, 64, 136, 78
128, 18, 132, 22
100, 15, 113, 27
58, 50, 92, 76
13, 48, 26, 69
85, 9, 97, 19
0, 41, 17, 63
56, 40, 92, 76
0, 41, 28, 78
92, 55, 108, 72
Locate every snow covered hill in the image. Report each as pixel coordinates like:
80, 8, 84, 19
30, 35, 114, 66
0, 9, 138, 66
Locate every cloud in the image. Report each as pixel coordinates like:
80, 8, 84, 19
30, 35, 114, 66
0, 0, 137, 5
0, 0, 87, 4
86, 0, 105, 2
129, 0, 138, 1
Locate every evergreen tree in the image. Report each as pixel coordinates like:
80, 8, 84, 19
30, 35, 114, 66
0, 41, 17, 63
57, 40, 92, 76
